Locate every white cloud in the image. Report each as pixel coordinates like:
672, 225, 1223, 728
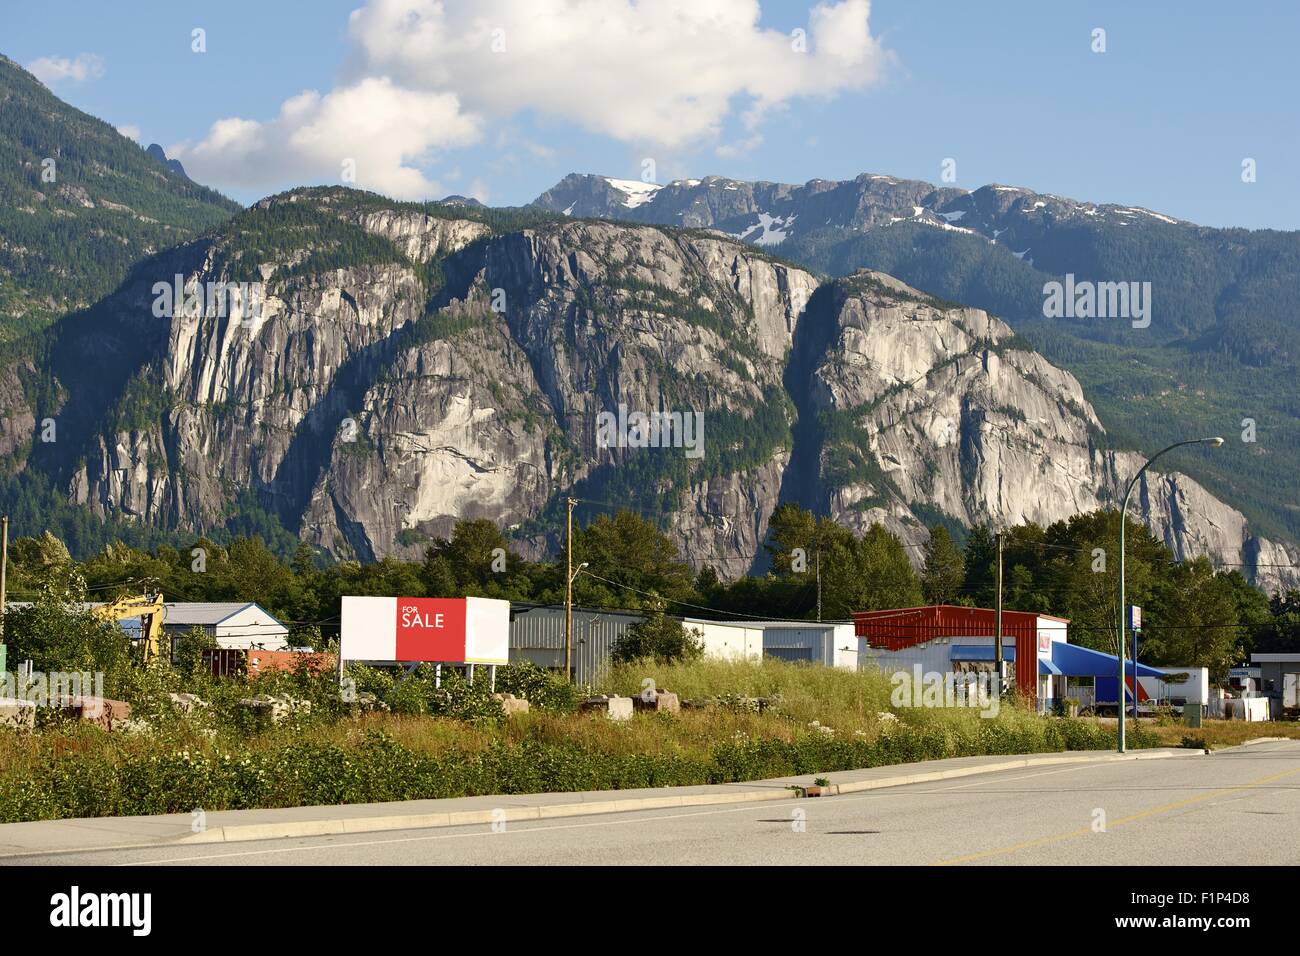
346, 0, 891, 148
171, 77, 480, 200
28, 53, 106, 86
174, 0, 891, 200
117, 124, 142, 142
717, 134, 764, 159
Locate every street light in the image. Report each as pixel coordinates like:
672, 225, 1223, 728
1117, 436, 1223, 753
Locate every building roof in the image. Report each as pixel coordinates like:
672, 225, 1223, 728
853, 604, 1070, 624
510, 602, 644, 619
683, 617, 852, 629
163, 602, 285, 628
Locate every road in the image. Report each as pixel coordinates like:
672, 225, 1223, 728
10, 741, 1300, 866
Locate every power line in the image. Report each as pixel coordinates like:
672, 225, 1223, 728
578, 568, 929, 625
579, 569, 835, 623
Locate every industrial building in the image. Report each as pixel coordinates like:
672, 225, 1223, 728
683, 618, 861, 668
508, 606, 863, 680
508, 604, 643, 683
854, 604, 1168, 711
159, 602, 291, 651
1249, 653, 1300, 698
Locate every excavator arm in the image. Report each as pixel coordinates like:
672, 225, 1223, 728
92, 593, 167, 663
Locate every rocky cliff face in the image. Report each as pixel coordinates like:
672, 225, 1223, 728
799, 272, 1299, 593
4, 187, 1295, 592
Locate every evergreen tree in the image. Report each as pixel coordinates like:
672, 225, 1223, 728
921, 525, 965, 604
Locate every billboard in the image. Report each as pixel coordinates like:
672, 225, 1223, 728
340, 596, 510, 664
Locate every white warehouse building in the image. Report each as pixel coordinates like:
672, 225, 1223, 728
161, 602, 290, 650
684, 619, 861, 669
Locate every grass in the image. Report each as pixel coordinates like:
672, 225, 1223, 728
1139, 719, 1300, 751
596, 658, 896, 729
0, 659, 1163, 823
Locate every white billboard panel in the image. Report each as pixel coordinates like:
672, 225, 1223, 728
340, 595, 510, 665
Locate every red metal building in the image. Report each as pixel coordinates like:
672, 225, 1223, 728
853, 605, 1067, 702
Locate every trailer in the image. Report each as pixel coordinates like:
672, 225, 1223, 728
1143, 668, 1208, 712
1094, 676, 1154, 717
1284, 673, 1300, 719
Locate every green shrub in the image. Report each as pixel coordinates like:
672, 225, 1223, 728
0, 713, 1156, 823
495, 661, 579, 712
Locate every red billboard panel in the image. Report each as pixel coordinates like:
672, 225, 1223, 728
395, 598, 467, 662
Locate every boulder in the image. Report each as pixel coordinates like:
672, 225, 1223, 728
353, 691, 389, 714
632, 689, 680, 713
238, 694, 312, 724
580, 695, 634, 721
52, 696, 132, 731
492, 692, 530, 716
169, 692, 208, 713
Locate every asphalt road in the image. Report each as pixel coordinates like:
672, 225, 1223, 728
12, 741, 1300, 866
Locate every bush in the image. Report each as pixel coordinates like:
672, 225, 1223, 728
495, 661, 579, 712
0, 713, 1158, 823
611, 600, 704, 664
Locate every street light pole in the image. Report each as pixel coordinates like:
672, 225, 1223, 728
565, 497, 576, 681
1117, 436, 1223, 753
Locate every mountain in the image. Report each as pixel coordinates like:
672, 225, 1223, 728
0, 53, 239, 340
1, 186, 1293, 592
533, 172, 1300, 547
145, 143, 188, 180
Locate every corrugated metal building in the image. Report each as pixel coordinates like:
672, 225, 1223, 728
682, 619, 765, 661
854, 605, 1068, 703
760, 622, 861, 669
508, 604, 643, 684
161, 602, 290, 650
1250, 654, 1300, 699
685, 619, 860, 669
511, 607, 862, 681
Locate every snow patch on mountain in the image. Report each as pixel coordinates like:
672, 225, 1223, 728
603, 177, 662, 208
1120, 206, 1179, 225
736, 212, 796, 246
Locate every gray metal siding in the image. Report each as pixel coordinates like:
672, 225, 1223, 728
762, 626, 834, 663
509, 608, 642, 685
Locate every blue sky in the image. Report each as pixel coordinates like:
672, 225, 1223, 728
6, 0, 1297, 229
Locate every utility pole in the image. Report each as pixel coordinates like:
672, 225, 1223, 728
994, 531, 1004, 695
564, 497, 576, 682
0, 516, 8, 654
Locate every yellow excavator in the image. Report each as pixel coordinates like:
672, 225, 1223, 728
92, 591, 167, 663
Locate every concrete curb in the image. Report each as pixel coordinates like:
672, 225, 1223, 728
177, 749, 1202, 847
1231, 736, 1294, 748
0, 747, 1205, 858
179, 787, 797, 845
797, 748, 1200, 798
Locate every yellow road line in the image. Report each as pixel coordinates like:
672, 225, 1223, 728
934, 764, 1300, 866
